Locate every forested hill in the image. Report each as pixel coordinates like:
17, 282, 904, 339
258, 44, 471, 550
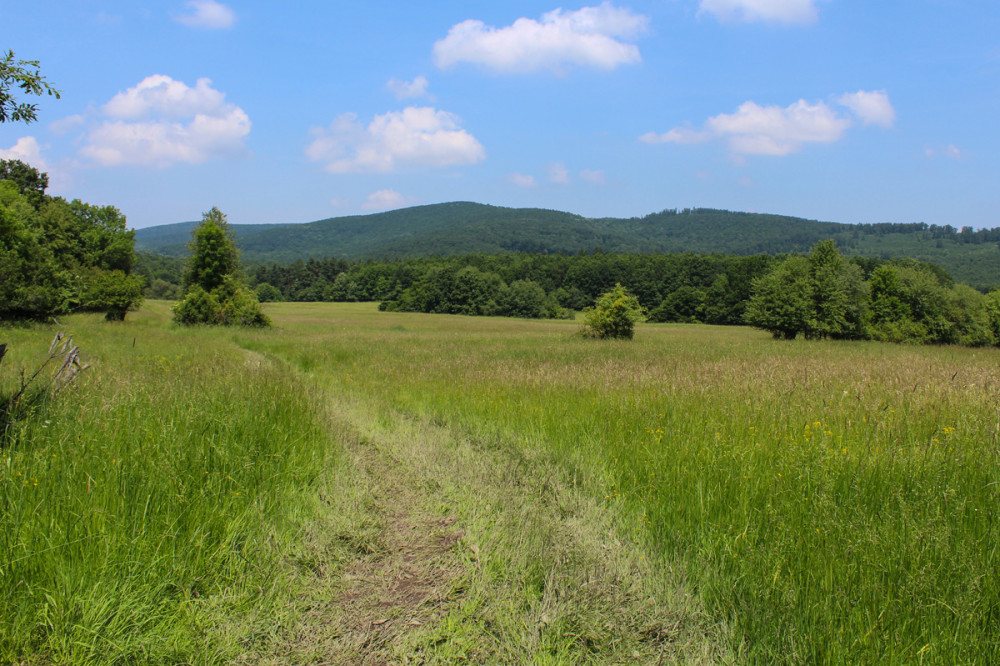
135, 202, 1000, 289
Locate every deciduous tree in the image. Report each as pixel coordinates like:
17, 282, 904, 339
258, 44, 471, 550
0, 49, 60, 124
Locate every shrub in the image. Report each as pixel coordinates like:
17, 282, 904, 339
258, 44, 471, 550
172, 285, 219, 325
83, 269, 145, 321
174, 278, 270, 327
581, 284, 645, 339
255, 282, 282, 302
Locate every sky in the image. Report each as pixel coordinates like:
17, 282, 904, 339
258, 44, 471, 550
2, 0, 998, 230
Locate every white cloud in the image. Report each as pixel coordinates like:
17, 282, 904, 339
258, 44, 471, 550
508, 172, 538, 188
175, 0, 236, 29
433, 3, 648, 74
548, 162, 571, 184
643, 93, 896, 156
386, 76, 430, 100
78, 75, 250, 167
579, 168, 606, 185
925, 144, 966, 161
305, 106, 486, 174
837, 90, 896, 128
699, 0, 819, 24
0, 136, 47, 169
706, 100, 849, 155
640, 127, 709, 145
103, 75, 229, 119
362, 189, 416, 211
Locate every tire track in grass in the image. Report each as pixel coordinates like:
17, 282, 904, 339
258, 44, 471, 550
254, 391, 728, 664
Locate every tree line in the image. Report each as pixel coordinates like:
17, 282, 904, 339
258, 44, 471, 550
745, 240, 1000, 346
1, 160, 143, 321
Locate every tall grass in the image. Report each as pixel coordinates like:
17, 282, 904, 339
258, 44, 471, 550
0, 303, 331, 662
247, 303, 1000, 664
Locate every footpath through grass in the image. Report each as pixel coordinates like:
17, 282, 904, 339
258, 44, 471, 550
240, 302, 1000, 664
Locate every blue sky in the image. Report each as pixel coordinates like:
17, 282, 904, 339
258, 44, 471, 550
2, 0, 998, 230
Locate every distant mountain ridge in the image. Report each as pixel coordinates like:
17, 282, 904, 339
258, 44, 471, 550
134, 202, 1000, 289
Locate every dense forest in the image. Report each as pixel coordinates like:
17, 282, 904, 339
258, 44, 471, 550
135, 202, 1000, 289
133, 243, 1000, 346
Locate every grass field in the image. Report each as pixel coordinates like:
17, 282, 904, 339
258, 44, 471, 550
3, 301, 999, 663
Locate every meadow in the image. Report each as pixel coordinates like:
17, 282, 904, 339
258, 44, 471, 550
2, 301, 998, 663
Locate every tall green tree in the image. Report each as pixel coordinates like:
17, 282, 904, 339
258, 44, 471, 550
805, 240, 868, 340
174, 207, 269, 327
182, 206, 240, 292
0, 49, 60, 124
744, 255, 812, 339
746, 241, 868, 340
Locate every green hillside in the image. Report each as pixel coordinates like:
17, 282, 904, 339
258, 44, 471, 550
134, 202, 1000, 289
134, 221, 287, 256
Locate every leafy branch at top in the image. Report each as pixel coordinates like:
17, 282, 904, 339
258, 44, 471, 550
0, 49, 61, 124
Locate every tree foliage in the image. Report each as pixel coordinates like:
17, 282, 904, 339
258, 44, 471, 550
0, 161, 143, 321
173, 208, 268, 327
0, 49, 61, 124
582, 284, 645, 340
141, 239, 1000, 348
182, 207, 240, 292
746, 240, 994, 346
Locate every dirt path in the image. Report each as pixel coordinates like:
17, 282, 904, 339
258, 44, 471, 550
256, 395, 727, 664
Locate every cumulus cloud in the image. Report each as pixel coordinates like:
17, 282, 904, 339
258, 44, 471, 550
579, 168, 606, 185
102, 75, 227, 119
362, 189, 417, 211
386, 76, 430, 100
175, 0, 236, 29
508, 173, 538, 188
705, 100, 849, 155
0, 136, 47, 169
548, 162, 571, 184
433, 3, 648, 74
305, 106, 486, 174
76, 75, 250, 167
699, 0, 819, 24
837, 90, 896, 128
643, 90, 894, 156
